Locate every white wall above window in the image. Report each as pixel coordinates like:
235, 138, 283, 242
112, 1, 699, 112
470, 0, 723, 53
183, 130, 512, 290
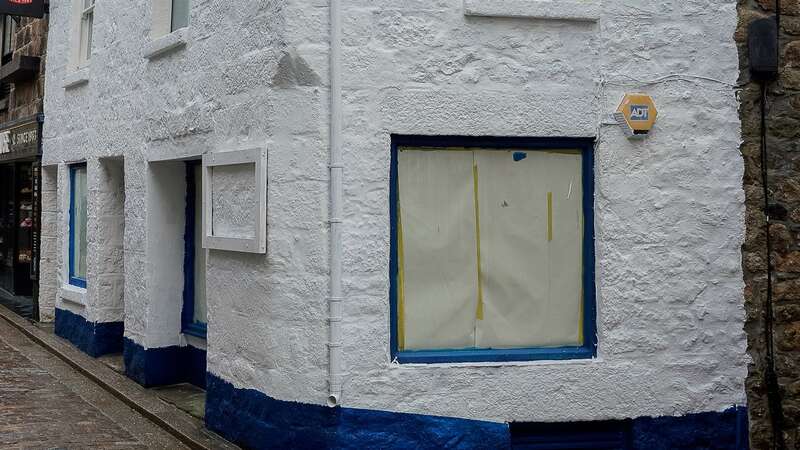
202, 148, 268, 254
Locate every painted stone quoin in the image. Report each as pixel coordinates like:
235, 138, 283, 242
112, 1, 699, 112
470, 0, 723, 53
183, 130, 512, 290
38, 0, 749, 448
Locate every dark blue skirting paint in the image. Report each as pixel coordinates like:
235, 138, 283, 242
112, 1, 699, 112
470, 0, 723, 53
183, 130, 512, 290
54, 308, 124, 358
183, 345, 207, 389
206, 372, 748, 450
511, 407, 748, 449
206, 373, 509, 450
630, 406, 749, 450
123, 338, 206, 389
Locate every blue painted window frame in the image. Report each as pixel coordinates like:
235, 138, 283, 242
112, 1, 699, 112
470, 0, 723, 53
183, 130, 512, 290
68, 163, 87, 289
182, 160, 207, 339
389, 135, 597, 364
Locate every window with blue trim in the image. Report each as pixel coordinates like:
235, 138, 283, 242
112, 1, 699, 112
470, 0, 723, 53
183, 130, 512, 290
182, 160, 207, 338
69, 164, 88, 288
171, 0, 189, 32
390, 136, 596, 364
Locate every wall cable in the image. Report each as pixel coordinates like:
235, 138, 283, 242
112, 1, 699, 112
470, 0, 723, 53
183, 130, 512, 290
760, 2, 785, 448
760, 80, 785, 450
604, 72, 739, 88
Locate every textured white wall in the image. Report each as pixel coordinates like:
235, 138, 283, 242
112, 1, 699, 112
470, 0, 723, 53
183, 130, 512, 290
144, 160, 186, 348
42, 0, 747, 423
93, 158, 126, 322
38, 166, 59, 322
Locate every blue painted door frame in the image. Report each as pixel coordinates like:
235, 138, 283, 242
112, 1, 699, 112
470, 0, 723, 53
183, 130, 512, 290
182, 160, 207, 338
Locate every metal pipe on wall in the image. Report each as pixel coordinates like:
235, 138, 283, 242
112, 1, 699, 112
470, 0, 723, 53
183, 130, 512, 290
327, 0, 344, 408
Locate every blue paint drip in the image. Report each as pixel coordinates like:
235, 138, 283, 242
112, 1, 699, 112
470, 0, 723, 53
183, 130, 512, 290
513, 152, 527, 162
123, 338, 207, 389
54, 308, 123, 357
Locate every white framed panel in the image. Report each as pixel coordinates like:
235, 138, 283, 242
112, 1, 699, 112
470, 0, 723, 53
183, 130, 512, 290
202, 148, 268, 253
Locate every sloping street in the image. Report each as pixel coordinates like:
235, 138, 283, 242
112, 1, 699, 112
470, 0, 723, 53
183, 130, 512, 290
0, 315, 187, 449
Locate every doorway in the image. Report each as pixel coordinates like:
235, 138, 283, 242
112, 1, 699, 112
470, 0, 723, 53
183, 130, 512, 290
182, 160, 207, 340
0, 161, 37, 319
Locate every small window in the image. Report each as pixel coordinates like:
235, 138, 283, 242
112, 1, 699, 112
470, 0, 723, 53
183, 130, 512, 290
390, 136, 596, 363
182, 161, 206, 338
69, 164, 88, 288
1, 15, 15, 64
79, 0, 95, 64
171, 0, 189, 32
0, 15, 14, 105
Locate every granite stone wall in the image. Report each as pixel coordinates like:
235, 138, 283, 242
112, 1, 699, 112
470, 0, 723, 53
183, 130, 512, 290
737, 0, 800, 447
0, 16, 47, 123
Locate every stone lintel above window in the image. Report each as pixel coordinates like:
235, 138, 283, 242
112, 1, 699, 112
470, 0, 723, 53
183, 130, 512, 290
463, 0, 600, 22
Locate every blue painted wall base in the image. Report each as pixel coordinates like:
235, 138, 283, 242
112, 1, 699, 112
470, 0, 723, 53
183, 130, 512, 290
123, 338, 206, 389
54, 308, 123, 358
510, 407, 748, 449
206, 373, 508, 449
206, 372, 748, 450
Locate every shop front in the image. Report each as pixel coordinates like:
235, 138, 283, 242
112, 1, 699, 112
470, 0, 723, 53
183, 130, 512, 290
0, 115, 42, 319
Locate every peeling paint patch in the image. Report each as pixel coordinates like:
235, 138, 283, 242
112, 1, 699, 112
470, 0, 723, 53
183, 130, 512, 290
272, 51, 322, 88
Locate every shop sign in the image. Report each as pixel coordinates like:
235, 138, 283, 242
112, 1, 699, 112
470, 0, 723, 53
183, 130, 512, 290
0, 0, 46, 18
30, 163, 40, 281
0, 121, 40, 162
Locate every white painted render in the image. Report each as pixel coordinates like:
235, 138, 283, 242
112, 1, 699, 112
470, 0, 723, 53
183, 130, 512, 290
41, 0, 747, 423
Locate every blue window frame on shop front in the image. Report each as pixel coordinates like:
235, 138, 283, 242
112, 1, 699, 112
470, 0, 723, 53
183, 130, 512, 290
69, 163, 88, 288
389, 135, 597, 364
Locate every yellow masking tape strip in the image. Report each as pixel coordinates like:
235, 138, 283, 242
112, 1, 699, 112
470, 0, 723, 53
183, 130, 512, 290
544, 149, 582, 156
473, 159, 484, 321
547, 192, 553, 242
397, 205, 406, 351
578, 292, 584, 346
578, 216, 584, 346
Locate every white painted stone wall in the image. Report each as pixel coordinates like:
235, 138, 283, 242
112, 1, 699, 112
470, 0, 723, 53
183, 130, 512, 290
38, 166, 59, 322
42, 0, 747, 423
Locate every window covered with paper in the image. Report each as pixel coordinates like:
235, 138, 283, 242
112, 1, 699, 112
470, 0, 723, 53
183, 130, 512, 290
396, 147, 585, 352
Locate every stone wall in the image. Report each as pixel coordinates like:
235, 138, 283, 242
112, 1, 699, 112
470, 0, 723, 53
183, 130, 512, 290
0, 16, 47, 123
738, 0, 800, 447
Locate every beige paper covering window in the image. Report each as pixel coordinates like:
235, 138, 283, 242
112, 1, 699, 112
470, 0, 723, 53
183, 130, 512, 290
398, 149, 479, 350
397, 147, 584, 351
475, 150, 583, 349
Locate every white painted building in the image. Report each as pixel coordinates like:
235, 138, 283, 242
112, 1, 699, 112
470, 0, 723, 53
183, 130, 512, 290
40, 0, 749, 447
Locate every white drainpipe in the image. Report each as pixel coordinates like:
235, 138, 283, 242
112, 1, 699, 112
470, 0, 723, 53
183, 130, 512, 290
327, 0, 344, 408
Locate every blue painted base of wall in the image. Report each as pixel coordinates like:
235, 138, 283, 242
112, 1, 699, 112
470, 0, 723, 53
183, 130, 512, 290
206, 373, 508, 449
123, 338, 206, 389
54, 308, 124, 358
206, 373, 749, 450
510, 408, 748, 449
629, 407, 748, 450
